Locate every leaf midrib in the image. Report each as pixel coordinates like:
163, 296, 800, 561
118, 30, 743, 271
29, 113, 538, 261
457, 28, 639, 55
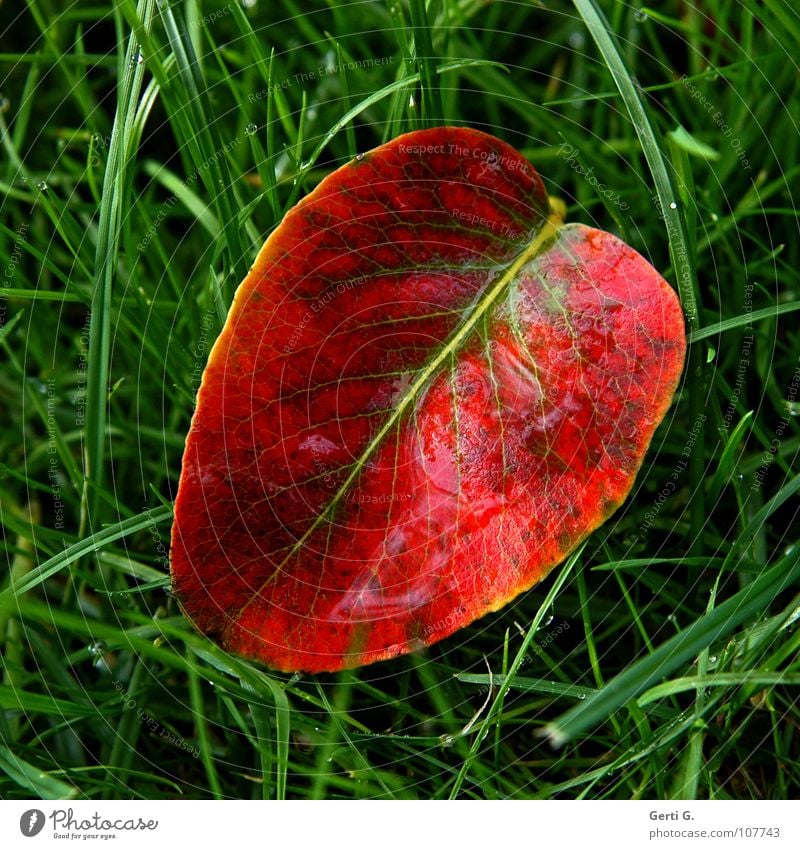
236, 200, 566, 615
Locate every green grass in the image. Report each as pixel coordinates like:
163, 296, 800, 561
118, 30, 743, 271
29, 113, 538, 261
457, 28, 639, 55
1, 0, 799, 799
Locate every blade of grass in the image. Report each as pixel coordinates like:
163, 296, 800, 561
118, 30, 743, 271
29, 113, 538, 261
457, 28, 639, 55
187, 659, 223, 799
286, 58, 505, 206
409, 0, 444, 126
1, 504, 172, 601
448, 544, 584, 797
640, 671, 800, 706
541, 544, 800, 746
689, 301, 800, 343
456, 674, 596, 700
84, 0, 155, 527
571, 0, 706, 561
0, 746, 77, 799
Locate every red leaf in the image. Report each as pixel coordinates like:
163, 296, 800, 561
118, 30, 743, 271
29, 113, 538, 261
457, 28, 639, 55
170, 127, 686, 672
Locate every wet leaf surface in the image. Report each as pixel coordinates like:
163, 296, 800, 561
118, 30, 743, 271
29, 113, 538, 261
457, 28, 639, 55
170, 127, 686, 672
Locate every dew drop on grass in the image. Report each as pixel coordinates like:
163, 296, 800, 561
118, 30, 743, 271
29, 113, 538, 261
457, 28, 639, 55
568, 31, 585, 49
242, 0, 257, 8
784, 400, 800, 417
36, 180, 47, 191
669, 201, 677, 209
0, 95, 10, 113
88, 641, 108, 668
245, 123, 258, 135
634, 10, 648, 22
